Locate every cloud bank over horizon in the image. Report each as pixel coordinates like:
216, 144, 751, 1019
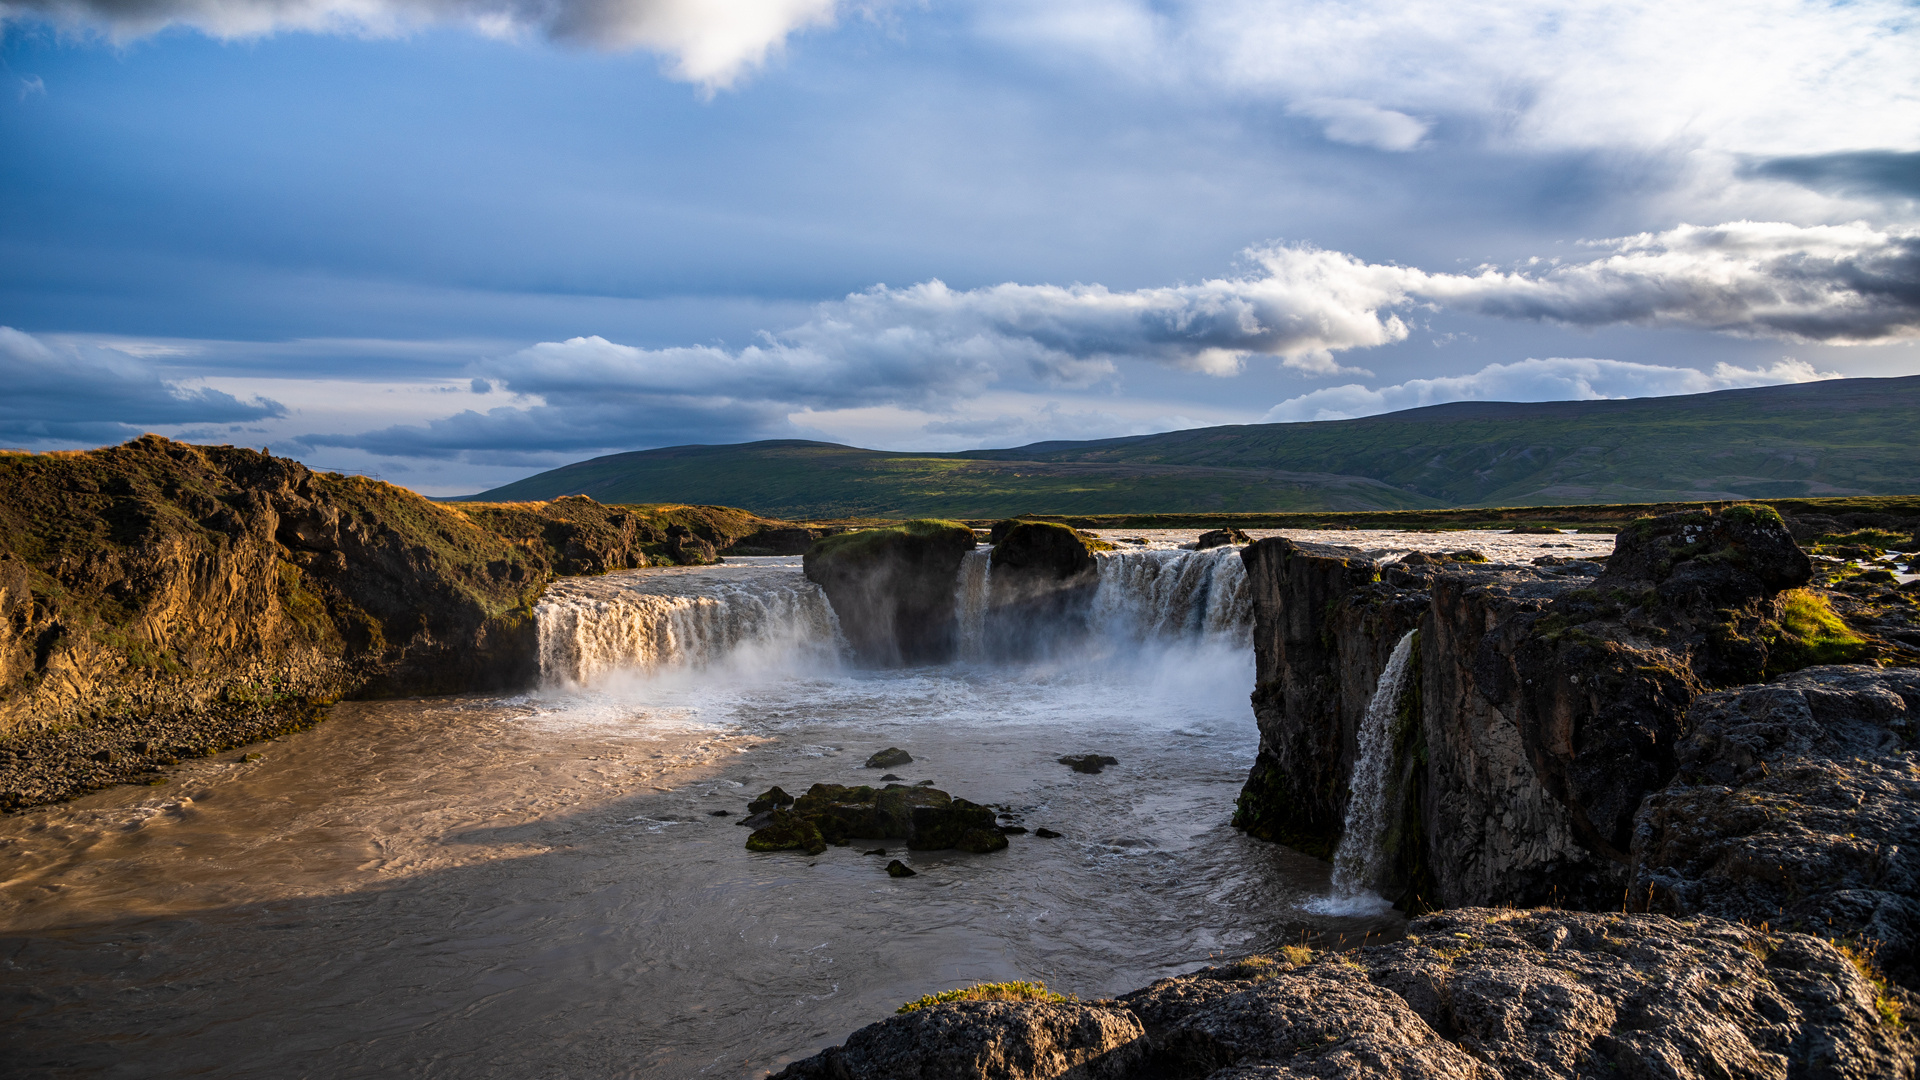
273, 220, 1919, 463
0, 327, 285, 445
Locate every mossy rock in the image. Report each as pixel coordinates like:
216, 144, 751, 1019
745, 810, 827, 856
747, 785, 796, 813
865, 747, 913, 769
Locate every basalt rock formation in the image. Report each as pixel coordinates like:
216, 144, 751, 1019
983, 521, 1107, 659
803, 520, 977, 665
1233, 505, 1915, 917
778, 908, 1912, 1079
1630, 665, 1920, 987
0, 437, 794, 809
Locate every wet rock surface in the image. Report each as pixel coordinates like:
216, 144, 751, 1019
803, 520, 977, 665
865, 747, 913, 769
780, 908, 1913, 1079
1196, 528, 1251, 549
744, 782, 1011, 854
983, 521, 1106, 659
1059, 754, 1119, 774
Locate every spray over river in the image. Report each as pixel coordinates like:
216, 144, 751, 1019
0, 528, 1609, 1078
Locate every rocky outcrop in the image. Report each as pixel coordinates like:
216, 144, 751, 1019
803, 520, 977, 665
1630, 665, 1920, 987
775, 1001, 1145, 1080
1233, 505, 1900, 914
0, 438, 798, 809
983, 521, 1104, 659
779, 909, 1913, 1079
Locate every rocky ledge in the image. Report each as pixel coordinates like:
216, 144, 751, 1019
777, 908, 1913, 1079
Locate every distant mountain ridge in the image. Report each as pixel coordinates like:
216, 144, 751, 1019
460, 375, 1920, 517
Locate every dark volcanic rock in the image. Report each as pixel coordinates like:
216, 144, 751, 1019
1058, 754, 1118, 774
745, 810, 827, 856
984, 521, 1104, 659
1232, 537, 1429, 862
747, 782, 1009, 854
803, 521, 977, 665
773, 1001, 1145, 1080
866, 747, 913, 769
790, 909, 1911, 1080
886, 859, 916, 878
1195, 527, 1251, 549
748, 786, 796, 813
1630, 665, 1920, 987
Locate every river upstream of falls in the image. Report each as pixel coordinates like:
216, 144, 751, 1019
0, 529, 1610, 1079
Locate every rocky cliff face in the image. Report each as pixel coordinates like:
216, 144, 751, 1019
1234, 505, 1913, 917
982, 521, 1104, 660
803, 520, 978, 665
778, 909, 1912, 1080
0, 437, 792, 808
1630, 665, 1920, 987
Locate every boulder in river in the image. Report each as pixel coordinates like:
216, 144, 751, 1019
865, 747, 913, 769
1058, 754, 1118, 774
744, 810, 827, 856
745, 782, 1009, 854
803, 520, 977, 665
1195, 527, 1251, 549
747, 786, 796, 813
885, 859, 916, 878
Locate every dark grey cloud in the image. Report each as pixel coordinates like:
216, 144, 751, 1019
1748, 152, 1920, 201
0, 326, 285, 445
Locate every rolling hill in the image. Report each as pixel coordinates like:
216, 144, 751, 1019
459, 375, 1920, 517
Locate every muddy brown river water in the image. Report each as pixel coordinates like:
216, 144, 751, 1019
0, 531, 1608, 1079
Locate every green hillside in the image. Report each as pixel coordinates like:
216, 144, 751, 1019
461, 376, 1920, 517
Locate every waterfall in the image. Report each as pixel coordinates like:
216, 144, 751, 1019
953, 548, 993, 662
1087, 546, 1252, 645
1314, 629, 1418, 913
535, 568, 840, 685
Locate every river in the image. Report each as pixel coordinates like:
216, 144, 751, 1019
0, 529, 1608, 1078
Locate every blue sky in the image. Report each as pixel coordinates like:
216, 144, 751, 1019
3, 0, 1918, 495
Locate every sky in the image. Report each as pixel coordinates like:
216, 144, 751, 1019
2, 0, 1918, 496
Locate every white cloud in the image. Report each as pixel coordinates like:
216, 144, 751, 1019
1260, 356, 1841, 423
1287, 98, 1427, 151
979, 0, 1920, 158
1404, 221, 1920, 343
0, 0, 840, 88
300, 221, 1920, 459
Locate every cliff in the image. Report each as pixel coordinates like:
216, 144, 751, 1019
1233, 503, 1920, 977
0, 437, 794, 808
802, 520, 978, 665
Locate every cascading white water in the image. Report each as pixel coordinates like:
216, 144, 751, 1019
535, 562, 841, 685
953, 548, 994, 662
1313, 629, 1418, 914
1088, 546, 1252, 645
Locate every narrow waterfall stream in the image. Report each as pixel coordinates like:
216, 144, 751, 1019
953, 548, 993, 662
1310, 629, 1418, 915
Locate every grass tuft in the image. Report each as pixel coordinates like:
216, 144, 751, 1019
896, 980, 1071, 1014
